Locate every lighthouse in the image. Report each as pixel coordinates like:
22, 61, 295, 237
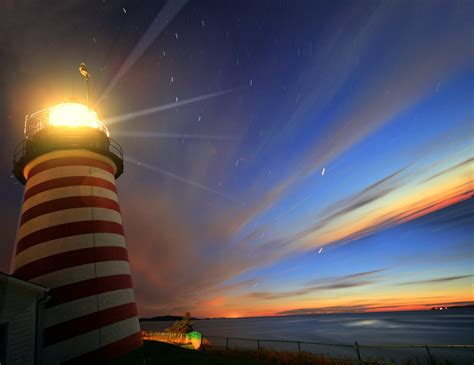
11, 100, 142, 363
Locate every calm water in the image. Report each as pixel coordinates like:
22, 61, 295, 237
141, 310, 474, 345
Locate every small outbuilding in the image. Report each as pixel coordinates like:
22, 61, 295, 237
0, 272, 49, 365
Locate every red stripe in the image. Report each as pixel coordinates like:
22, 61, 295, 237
44, 302, 138, 346
46, 274, 134, 308
16, 220, 124, 254
14, 246, 129, 280
62, 332, 143, 364
28, 156, 114, 179
21, 196, 121, 225
24, 176, 117, 202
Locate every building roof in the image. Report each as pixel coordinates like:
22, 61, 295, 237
0, 272, 49, 294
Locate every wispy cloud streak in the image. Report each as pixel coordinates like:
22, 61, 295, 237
226, 3, 472, 237
398, 275, 473, 286
423, 157, 474, 183
305, 269, 388, 286
247, 268, 387, 301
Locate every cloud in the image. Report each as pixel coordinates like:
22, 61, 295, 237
427, 300, 474, 307
209, 278, 261, 295
398, 275, 473, 286
121, 186, 283, 316
209, 165, 409, 271
278, 305, 380, 316
162, 160, 471, 313
423, 157, 474, 183
116, 6, 474, 317
392, 242, 473, 268
293, 167, 407, 241
310, 180, 472, 249
1, 1, 471, 319
277, 299, 474, 316
251, 1, 395, 162
246, 269, 387, 301
217, 2, 472, 240
305, 268, 388, 286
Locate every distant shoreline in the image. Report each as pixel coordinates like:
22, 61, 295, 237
139, 304, 474, 322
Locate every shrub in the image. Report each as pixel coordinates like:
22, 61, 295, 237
164, 312, 194, 334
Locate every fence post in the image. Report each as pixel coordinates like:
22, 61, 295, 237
297, 341, 303, 364
426, 345, 434, 365
354, 341, 362, 364
226, 337, 229, 351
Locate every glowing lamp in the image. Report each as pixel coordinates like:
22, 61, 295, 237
13, 102, 122, 184
48, 102, 109, 136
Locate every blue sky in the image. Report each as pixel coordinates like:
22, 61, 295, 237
0, 0, 472, 316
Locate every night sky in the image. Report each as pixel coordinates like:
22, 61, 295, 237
0, 0, 472, 318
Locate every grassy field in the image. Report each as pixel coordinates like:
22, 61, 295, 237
143, 341, 444, 365
143, 340, 265, 364
143, 341, 375, 364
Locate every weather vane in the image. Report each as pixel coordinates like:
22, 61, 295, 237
79, 62, 91, 109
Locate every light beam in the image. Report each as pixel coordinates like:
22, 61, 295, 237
125, 156, 237, 202
115, 130, 238, 141
98, 0, 189, 103
103, 88, 236, 125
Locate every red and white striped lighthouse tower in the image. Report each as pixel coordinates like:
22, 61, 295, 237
12, 101, 142, 364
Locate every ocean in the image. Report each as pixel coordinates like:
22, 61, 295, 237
140, 310, 474, 345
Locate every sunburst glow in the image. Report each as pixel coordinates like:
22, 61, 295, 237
48, 103, 109, 137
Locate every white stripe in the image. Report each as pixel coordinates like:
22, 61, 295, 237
31, 260, 131, 289
45, 288, 136, 328
15, 233, 126, 270
27, 165, 115, 190
23, 149, 117, 180
18, 207, 122, 240
43, 317, 140, 364
22, 185, 118, 213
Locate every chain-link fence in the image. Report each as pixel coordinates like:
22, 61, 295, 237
203, 335, 474, 364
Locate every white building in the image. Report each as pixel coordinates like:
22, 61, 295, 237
0, 272, 49, 365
